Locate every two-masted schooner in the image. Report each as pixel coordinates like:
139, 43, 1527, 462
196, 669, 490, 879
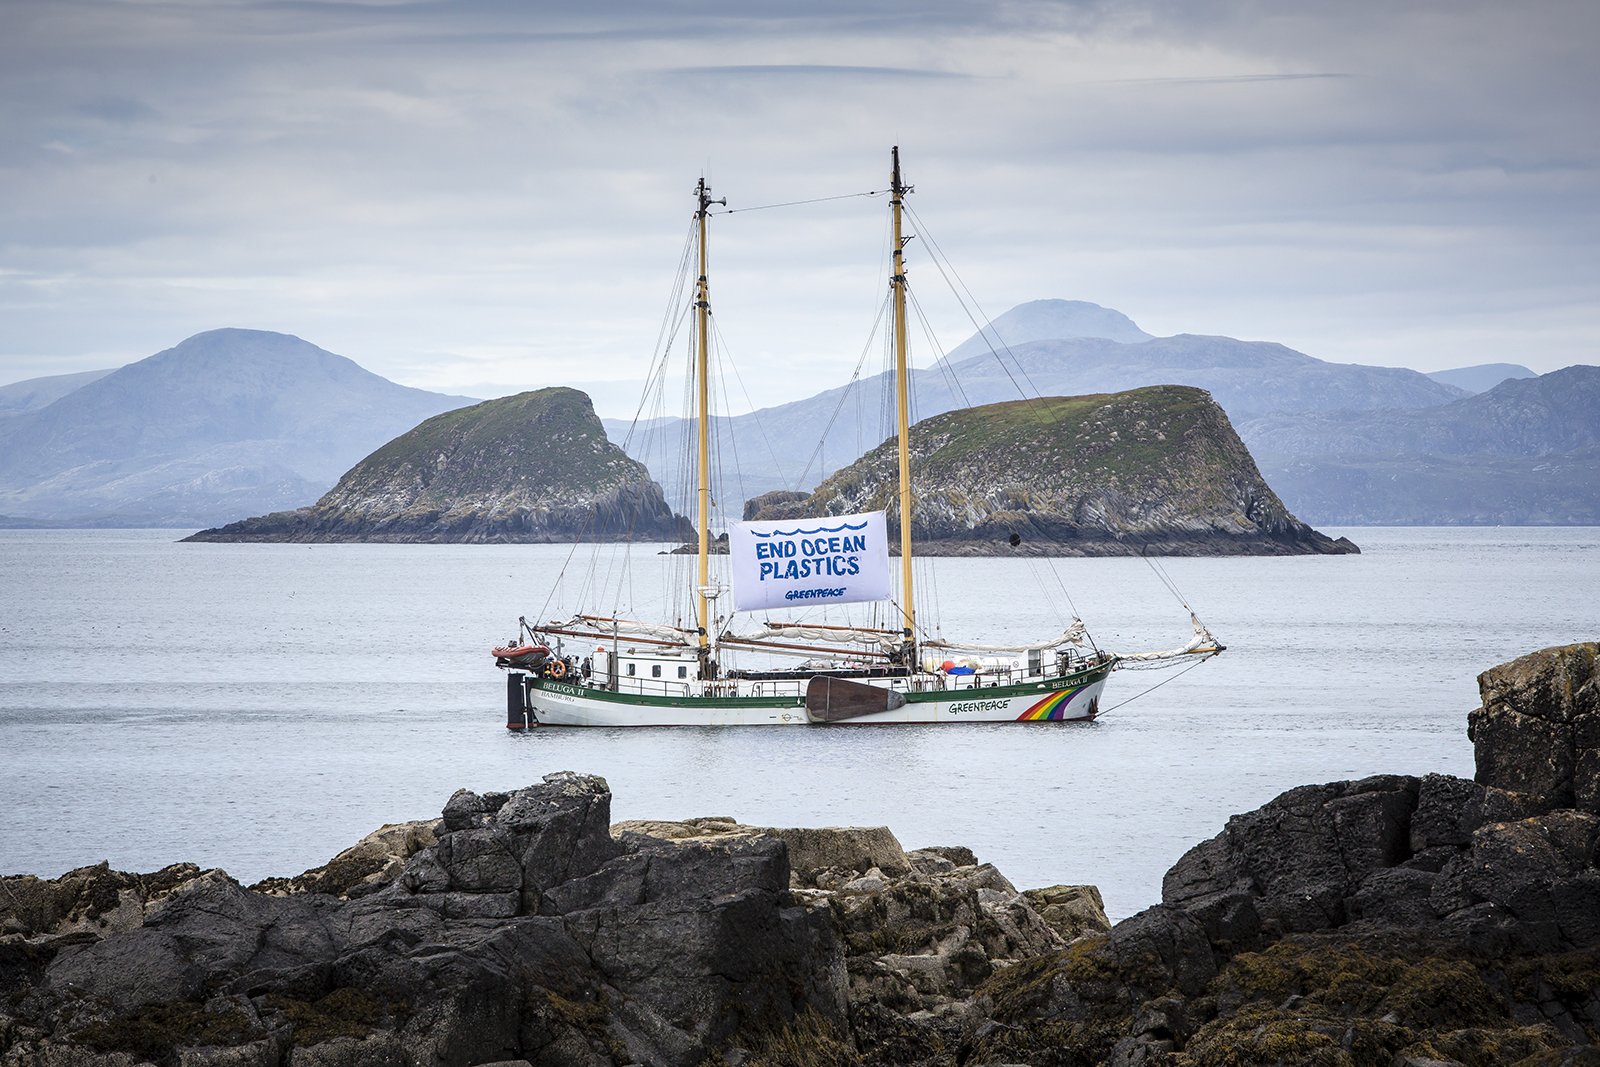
493, 148, 1221, 727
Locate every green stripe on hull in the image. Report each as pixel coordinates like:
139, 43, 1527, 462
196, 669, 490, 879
527, 660, 1114, 710
529, 680, 803, 709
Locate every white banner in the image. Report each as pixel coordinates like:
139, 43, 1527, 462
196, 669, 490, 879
728, 511, 891, 612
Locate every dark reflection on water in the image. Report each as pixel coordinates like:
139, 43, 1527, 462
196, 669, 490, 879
2, 528, 1596, 919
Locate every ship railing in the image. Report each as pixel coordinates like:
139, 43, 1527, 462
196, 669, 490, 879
941, 669, 1018, 690
612, 678, 695, 699
748, 681, 806, 699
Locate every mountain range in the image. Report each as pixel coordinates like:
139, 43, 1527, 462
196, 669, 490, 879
1424, 362, 1536, 394
1242, 365, 1600, 524
0, 330, 476, 527
0, 368, 118, 417
3, 303, 1583, 530
1237, 367, 1600, 457
604, 299, 1470, 510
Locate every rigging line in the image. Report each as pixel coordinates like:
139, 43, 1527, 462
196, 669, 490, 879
1041, 556, 1091, 646
711, 333, 743, 527
901, 207, 1111, 651
907, 287, 974, 413
904, 205, 1056, 424
1139, 547, 1195, 614
906, 233, 1046, 425
710, 316, 791, 496
1096, 651, 1218, 716
1150, 545, 1194, 608
710, 189, 889, 216
545, 226, 696, 624
606, 330, 685, 615
534, 449, 622, 627
794, 293, 892, 491
709, 330, 743, 541
620, 221, 699, 451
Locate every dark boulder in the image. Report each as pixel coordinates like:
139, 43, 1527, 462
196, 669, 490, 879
1162, 775, 1420, 936
1470, 641, 1600, 813
4, 774, 842, 1067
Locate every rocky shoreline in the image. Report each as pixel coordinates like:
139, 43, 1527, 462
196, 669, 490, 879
4, 642, 1598, 1067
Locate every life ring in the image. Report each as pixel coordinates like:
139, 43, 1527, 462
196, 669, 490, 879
548, 660, 566, 679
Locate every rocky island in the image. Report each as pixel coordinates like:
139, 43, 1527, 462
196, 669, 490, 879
184, 389, 690, 544
745, 386, 1357, 556
5, 642, 1598, 1067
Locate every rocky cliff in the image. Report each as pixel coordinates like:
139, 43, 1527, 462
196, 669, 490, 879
748, 385, 1356, 556
184, 388, 690, 543
6, 643, 1600, 1067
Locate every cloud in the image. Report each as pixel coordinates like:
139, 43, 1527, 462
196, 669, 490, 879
1088, 73, 1348, 85
666, 65, 975, 79
0, 0, 1596, 400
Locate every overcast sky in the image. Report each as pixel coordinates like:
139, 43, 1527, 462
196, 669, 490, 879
3, 0, 1596, 415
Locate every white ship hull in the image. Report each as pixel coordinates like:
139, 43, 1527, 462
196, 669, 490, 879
514, 663, 1112, 728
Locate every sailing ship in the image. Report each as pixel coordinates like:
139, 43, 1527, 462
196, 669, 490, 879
493, 148, 1222, 727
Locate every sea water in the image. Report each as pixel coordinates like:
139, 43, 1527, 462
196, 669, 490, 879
1, 527, 1596, 920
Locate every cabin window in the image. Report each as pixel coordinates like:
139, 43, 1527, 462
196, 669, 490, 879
651, 664, 661, 678
677, 666, 687, 679
626, 663, 635, 677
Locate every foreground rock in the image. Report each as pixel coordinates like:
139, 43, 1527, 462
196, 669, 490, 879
6, 644, 1600, 1067
1, 774, 841, 1067
184, 388, 690, 543
1470, 641, 1600, 813
967, 642, 1600, 1067
745, 386, 1358, 556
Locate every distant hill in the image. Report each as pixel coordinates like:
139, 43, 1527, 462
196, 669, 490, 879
0, 329, 477, 527
1256, 446, 1600, 525
939, 299, 1152, 361
1242, 366, 1600, 525
1237, 366, 1600, 457
748, 385, 1356, 556
1426, 363, 1537, 394
605, 301, 1466, 509
914, 333, 1464, 420
0, 368, 118, 417
185, 388, 689, 543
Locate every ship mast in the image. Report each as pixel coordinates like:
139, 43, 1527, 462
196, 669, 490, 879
890, 147, 915, 662
694, 177, 724, 674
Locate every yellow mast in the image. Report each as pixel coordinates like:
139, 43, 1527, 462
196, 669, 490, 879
890, 147, 915, 655
693, 178, 723, 670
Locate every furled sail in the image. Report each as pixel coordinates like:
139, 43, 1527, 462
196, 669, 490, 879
723, 622, 905, 653
1116, 613, 1224, 666
555, 616, 702, 648
921, 620, 1089, 654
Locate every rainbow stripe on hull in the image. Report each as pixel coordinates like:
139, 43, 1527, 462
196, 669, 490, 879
1016, 684, 1097, 721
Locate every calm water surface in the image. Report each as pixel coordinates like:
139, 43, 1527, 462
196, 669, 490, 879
2, 527, 1596, 920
